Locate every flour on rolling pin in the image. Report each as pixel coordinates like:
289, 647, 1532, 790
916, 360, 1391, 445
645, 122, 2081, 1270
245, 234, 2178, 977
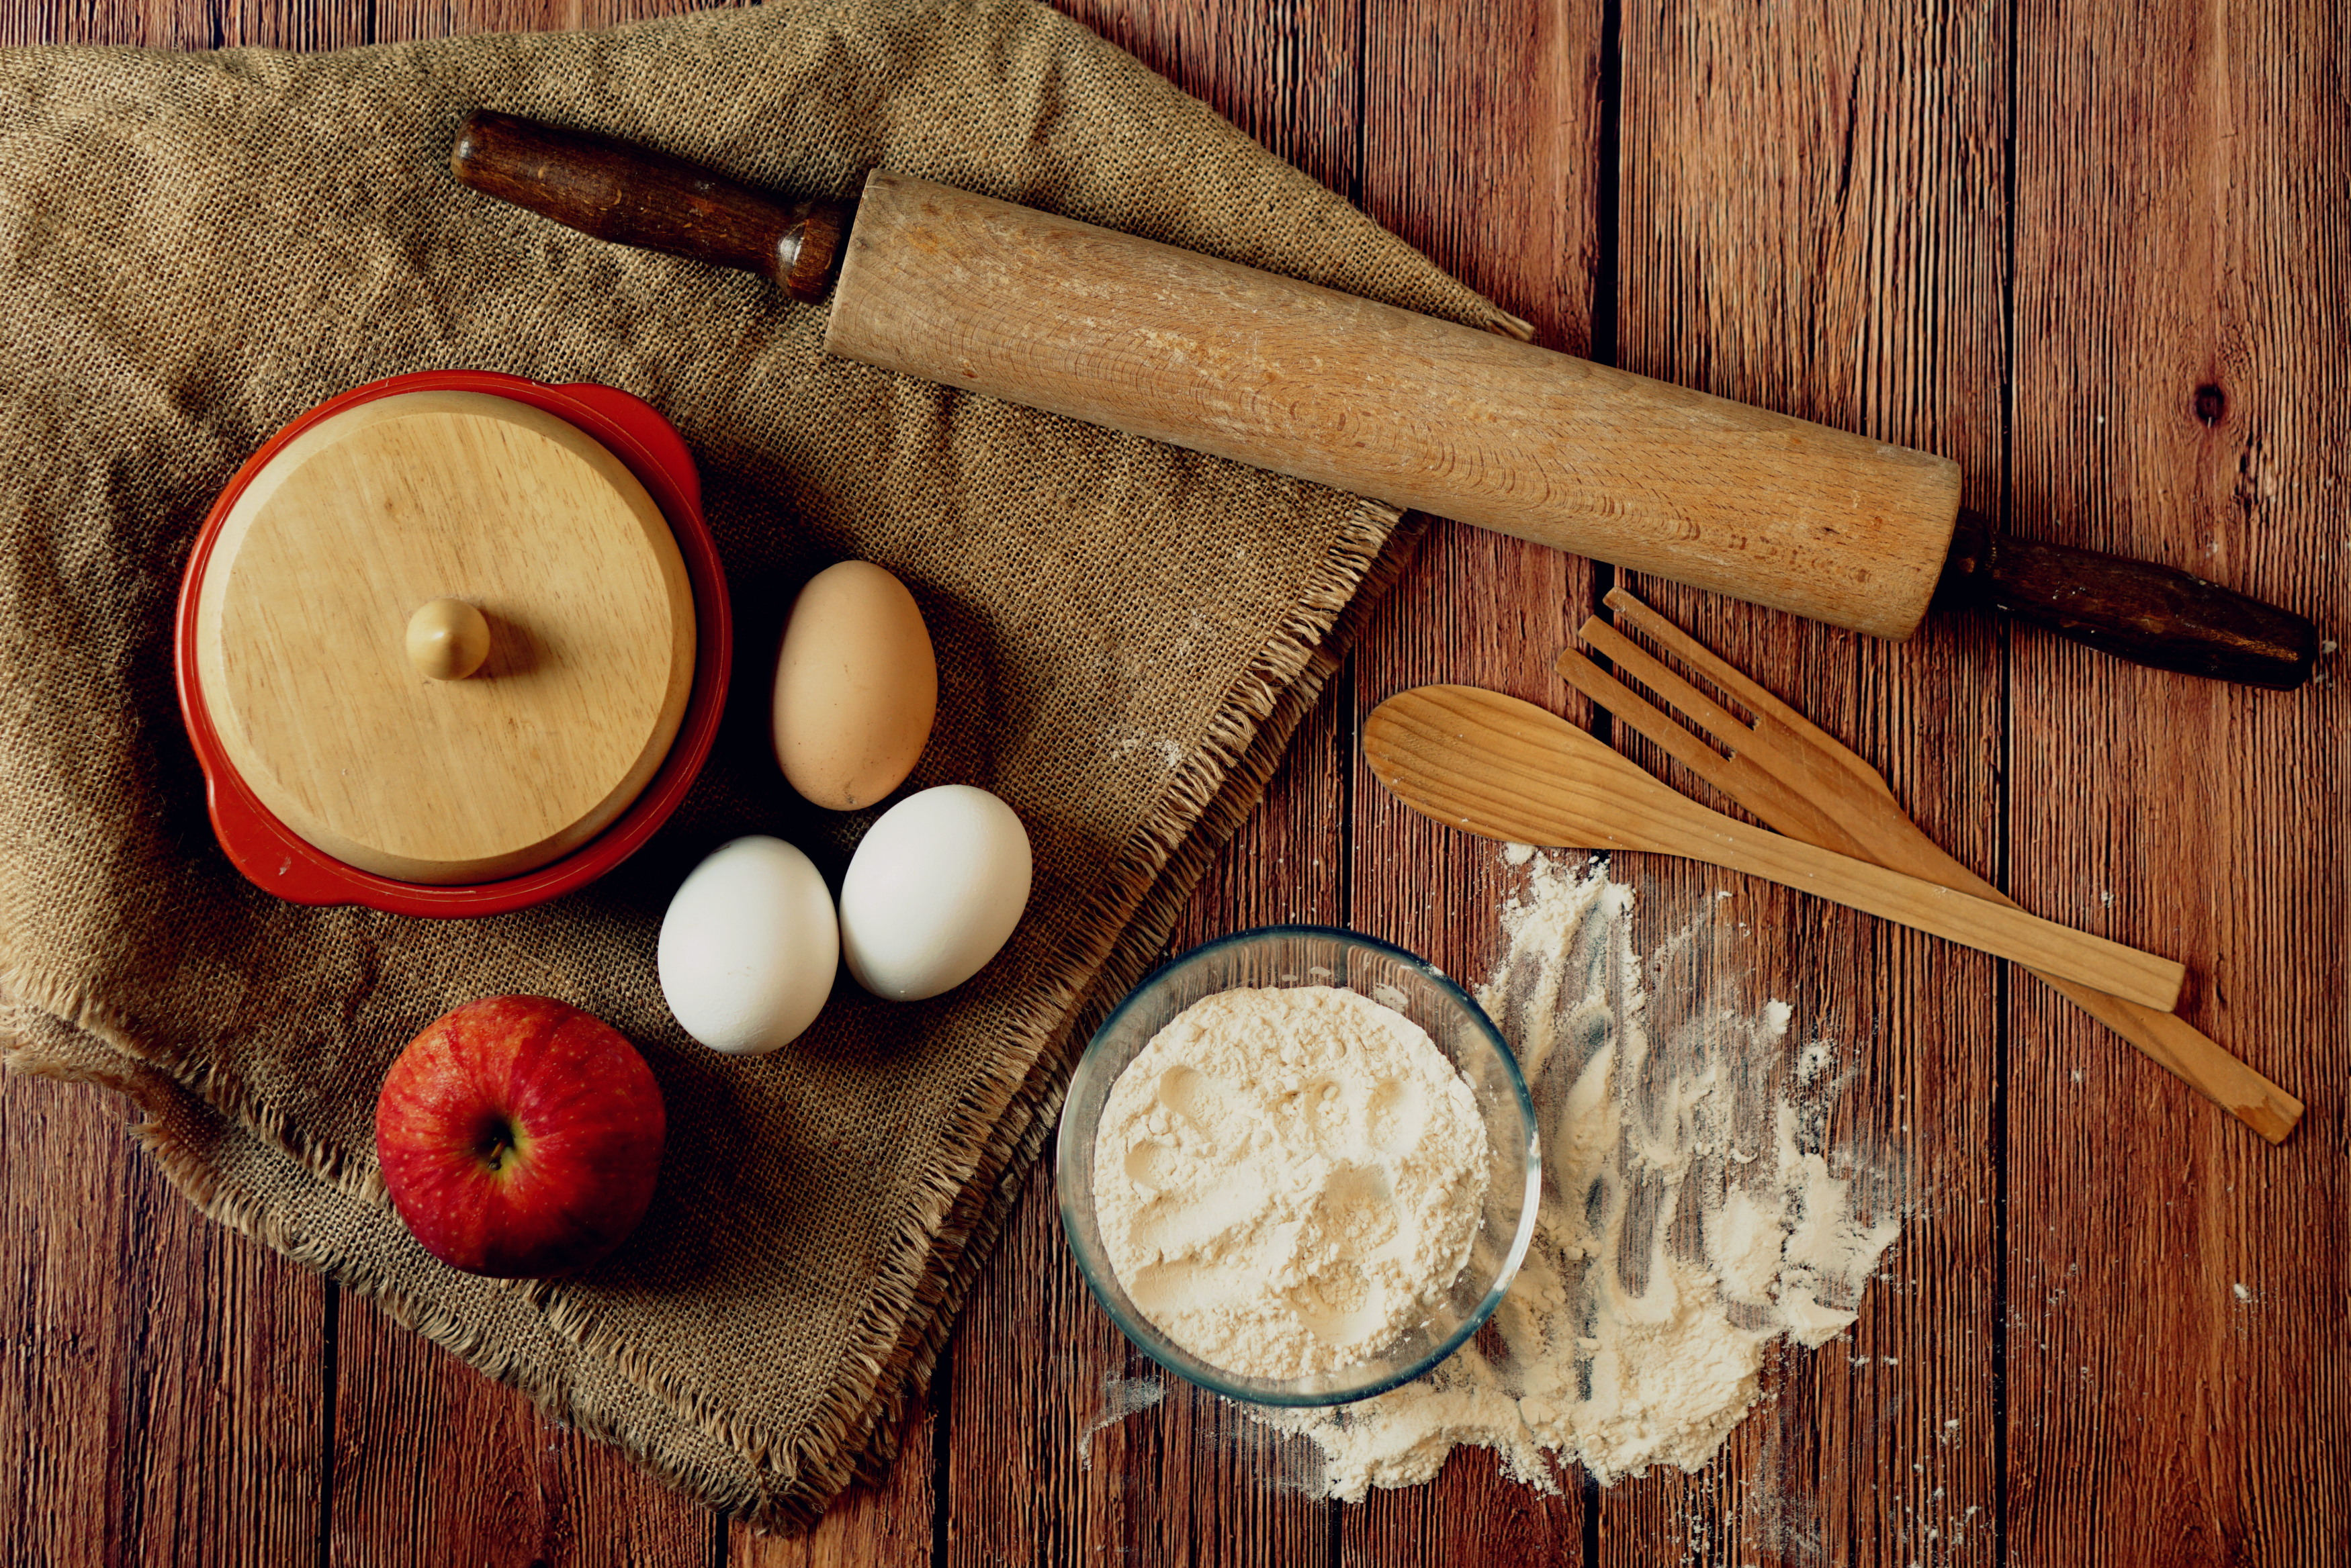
1251, 851, 1905, 1500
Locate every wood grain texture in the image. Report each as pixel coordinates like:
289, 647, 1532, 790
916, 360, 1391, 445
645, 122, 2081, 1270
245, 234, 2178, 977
1603, 0, 2009, 1561
1362, 684, 2188, 1009
1343, 1, 1599, 1560
827, 171, 1961, 641
0, 1072, 326, 1567
329, 1287, 714, 1565
1561, 595, 2302, 1142
940, 727, 1352, 1567
7, 0, 2348, 1561
452, 110, 852, 302
195, 391, 697, 884
935, 684, 1350, 1568
946, 1097, 1337, 1568
2002, 0, 2351, 1559
936, 9, 1361, 1559
729, 1401, 934, 1567
1053, 0, 1362, 199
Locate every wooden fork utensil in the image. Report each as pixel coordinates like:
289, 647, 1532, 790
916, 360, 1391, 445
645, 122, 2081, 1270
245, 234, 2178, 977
1548, 588, 2299, 1144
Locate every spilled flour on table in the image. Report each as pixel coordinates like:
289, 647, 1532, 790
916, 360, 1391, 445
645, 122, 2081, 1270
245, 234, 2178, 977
1253, 852, 1904, 1500
1077, 1375, 1166, 1469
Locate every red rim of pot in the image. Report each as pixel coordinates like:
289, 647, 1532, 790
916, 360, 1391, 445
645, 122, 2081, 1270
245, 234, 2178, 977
173, 369, 733, 918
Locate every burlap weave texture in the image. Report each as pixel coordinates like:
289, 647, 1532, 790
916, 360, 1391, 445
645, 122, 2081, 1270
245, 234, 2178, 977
0, 0, 1511, 1528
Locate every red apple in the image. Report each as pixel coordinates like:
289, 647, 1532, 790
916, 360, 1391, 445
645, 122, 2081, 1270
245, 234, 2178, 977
374, 995, 666, 1278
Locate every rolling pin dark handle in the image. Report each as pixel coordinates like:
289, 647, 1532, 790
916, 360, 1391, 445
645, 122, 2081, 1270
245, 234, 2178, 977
449, 110, 849, 304
1936, 511, 2318, 690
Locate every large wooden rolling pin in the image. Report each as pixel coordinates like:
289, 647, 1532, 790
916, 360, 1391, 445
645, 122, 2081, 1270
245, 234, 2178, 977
451, 112, 2317, 688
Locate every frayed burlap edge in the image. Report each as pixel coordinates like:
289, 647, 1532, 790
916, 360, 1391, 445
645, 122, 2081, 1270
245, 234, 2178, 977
803, 502, 1433, 1527
0, 0, 1536, 1527
0, 486, 1438, 1530
641, 488, 1419, 1527
0, 1011, 757, 1511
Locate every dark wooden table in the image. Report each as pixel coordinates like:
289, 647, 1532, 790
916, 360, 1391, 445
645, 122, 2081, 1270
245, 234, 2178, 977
4, 1, 2344, 1562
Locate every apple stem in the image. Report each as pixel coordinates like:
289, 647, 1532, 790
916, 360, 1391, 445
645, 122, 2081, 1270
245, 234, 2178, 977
478, 1119, 518, 1172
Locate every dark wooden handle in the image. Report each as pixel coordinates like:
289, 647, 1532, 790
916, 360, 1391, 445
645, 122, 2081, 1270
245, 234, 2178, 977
449, 111, 849, 303
1936, 512, 2317, 689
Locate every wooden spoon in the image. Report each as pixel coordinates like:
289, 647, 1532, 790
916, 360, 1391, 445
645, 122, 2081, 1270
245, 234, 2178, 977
1362, 685, 2185, 1012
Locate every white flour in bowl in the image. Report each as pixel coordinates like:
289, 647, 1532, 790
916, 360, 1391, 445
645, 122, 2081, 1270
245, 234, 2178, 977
1092, 986, 1491, 1379
1254, 852, 1904, 1499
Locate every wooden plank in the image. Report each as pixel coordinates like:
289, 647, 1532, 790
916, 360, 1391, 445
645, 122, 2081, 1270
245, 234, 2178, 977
929, 610, 1350, 1568
934, 5, 1356, 1563
1340, 0, 1598, 1558
940, 698, 1347, 1567
729, 1401, 934, 1567
0, 1070, 326, 1567
1054, 0, 1362, 198
370, 0, 718, 44
328, 1289, 715, 1565
0, 0, 725, 56
1347, 0, 1603, 967
1598, 0, 2008, 1560
946, 1148, 1340, 1567
0, 0, 368, 48
312, 0, 765, 1553
2002, 0, 2351, 1557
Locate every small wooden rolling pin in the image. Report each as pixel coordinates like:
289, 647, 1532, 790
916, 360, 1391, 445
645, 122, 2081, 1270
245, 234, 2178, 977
449, 111, 2318, 689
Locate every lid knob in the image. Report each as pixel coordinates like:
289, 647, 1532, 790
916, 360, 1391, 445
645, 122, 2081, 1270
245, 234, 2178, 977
407, 598, 492, 681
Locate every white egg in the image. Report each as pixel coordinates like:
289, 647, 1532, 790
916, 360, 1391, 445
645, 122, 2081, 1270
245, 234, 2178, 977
658, 835, 838, 1054
838, 785, 1032, 1001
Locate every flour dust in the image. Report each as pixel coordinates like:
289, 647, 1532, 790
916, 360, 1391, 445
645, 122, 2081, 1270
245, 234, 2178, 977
1077, 1375, 1165, 1469
1253, 851, 1904, 1501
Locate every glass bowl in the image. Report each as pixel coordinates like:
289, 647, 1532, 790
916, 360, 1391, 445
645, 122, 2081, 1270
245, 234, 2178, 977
1056, 924, 1541, 1407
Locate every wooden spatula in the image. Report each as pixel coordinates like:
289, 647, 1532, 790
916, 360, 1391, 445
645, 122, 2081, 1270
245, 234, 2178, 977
1554, 588, 2301, 1143
1361, 685, 2184, 1013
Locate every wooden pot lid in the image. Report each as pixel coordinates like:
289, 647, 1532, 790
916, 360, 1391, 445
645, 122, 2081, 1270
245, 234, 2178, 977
189, 390, 697, 886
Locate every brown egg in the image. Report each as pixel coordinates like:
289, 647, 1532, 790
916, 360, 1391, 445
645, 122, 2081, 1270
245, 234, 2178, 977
770, 561, 938, 810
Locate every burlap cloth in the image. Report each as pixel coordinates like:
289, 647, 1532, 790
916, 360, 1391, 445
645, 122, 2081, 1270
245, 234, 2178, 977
0, 0, 1519, 1530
